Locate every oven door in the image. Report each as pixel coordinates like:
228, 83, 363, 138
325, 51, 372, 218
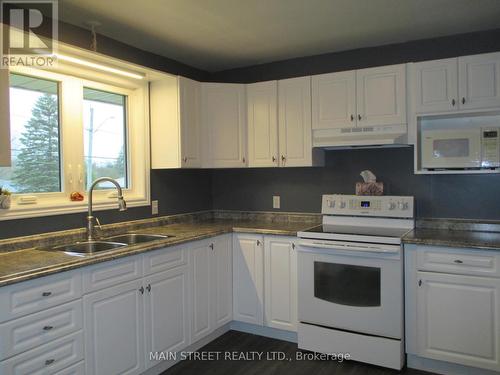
297, 239, 403, 339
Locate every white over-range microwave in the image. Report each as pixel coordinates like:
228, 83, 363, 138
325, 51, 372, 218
421, 128, 500, 169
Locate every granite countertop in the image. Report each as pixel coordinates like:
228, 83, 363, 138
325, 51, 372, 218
0, 218, 317, 288
403, 228, 500, 251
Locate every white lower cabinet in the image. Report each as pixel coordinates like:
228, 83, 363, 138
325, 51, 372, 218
144, 265, 190, 370
416, 271, 500, 371
233, 234, 298, 332
84, 279, 145, 375
191, 235, 233, 343
233, 234, 265, 325
264, 236, 297, 331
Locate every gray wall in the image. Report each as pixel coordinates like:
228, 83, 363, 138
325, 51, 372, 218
212, 148, 500, 220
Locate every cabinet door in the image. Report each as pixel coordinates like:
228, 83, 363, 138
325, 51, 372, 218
211, 235, 233, 328
180, 77, 201, 168
356, 64, 406, 126
144, 266, 190, 369
264, 236, 297, 332
247, 81, 279, 167
232, 234, 264, 325
278, 76, 313, 167
312, 71, 356, 129
190, 240, 212, 342
84, 279, 145, 375
412, 58, 458, 113
459, 52, 500, 110
202, 83, 247, 168
416, 271, 500, 371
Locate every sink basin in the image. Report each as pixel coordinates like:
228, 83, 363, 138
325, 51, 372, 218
53, 241, 127, 256
105, 233, 171, 245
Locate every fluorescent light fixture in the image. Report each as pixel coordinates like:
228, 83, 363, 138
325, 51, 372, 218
55, 53, 145, 80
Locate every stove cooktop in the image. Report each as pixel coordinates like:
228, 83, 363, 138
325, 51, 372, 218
301, 224, 412, 239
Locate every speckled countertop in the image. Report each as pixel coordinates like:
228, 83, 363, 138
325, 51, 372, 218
0, 217, 318, 287
403, 228, 500, 251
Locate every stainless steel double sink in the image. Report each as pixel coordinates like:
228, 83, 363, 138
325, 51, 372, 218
52, 233, 173, 256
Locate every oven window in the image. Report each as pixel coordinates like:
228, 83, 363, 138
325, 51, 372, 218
314, 262, 381, 307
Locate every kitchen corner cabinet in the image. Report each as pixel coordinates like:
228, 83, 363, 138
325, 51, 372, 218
411, 52, 500, 114
247, 81, 279, 167
264, 236, 297, 331
190, 235, 232, 343
0, 69, 10, 167
150, 76, 201, 169
405, 244, 500, 372
312, 64, 406, 130
202, 83, 247, 168
232, 234, 264, 325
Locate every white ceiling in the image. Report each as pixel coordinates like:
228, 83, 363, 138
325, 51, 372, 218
58, 0, 500, 72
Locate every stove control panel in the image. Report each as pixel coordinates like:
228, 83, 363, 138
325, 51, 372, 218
322, 194, 414, 218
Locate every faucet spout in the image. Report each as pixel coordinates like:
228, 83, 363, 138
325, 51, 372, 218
87, 177, 127, 241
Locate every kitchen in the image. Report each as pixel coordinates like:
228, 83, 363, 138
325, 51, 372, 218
1, 1, 500, 374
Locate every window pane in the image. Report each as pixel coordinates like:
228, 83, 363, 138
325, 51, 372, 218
83, 87, 128, 190
0, 73, 61, 193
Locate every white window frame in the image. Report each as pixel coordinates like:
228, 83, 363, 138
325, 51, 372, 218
0, 62, 150, 220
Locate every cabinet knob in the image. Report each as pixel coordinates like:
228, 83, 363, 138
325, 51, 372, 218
350, 114, 354, 122
358, 114, 362, 121
451, 99, 456, 106
183, 156, 188, 163
45, 359, 55, 366
256, 240, 261, 246
272, 156, 276, 162
242, 157, 246, 163
418, 280, 422, 287
146, 284, 151, 293
292, 243, 296, 250
281, 155, 286, 162
43, 326, 54, 331
42, 292, 52, 297
462, 97, 466, 105
209, 243, 214, 250
139, 286, 145, 294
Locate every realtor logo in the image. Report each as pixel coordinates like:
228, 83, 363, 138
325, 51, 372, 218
1, 0, 58, 68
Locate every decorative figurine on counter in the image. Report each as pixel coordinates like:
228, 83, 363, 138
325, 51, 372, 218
70, 191, 85, 201
0, 186, 11, 209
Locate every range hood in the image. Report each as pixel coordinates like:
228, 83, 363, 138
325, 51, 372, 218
313, 124, 408, 149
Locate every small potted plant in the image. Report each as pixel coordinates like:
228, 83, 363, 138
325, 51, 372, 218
0, 187, 11, 209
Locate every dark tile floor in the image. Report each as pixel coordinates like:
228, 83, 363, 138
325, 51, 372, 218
162, 330, 436, 375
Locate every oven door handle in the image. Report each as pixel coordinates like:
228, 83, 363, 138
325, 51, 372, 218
298, 239, 400, 253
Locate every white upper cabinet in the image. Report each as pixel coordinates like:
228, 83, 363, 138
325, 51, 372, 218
247, 81, 279, 167
312, 70, 356, 130
202, 82, 247, 168
150, 75, 201, 169
356, 64, 407, 127
278, 76, 314, 167
411, 52, 500, 114
412, 58, 458, 113
459, 52, 500, 110
0, 69, 10, 167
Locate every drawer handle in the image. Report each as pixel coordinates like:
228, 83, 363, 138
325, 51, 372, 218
43, 325, 54, 331
42, 292, 52, 297
45, 359, 55, 366
454, 259, 464, 264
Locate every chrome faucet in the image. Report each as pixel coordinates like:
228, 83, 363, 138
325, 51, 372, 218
87, 177, 127, 241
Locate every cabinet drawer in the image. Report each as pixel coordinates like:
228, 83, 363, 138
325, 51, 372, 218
0, 331, 84, 375
143, 245, 187, 275
53, 361, 85, 375
417, 245, 500, 277
83, 255, 143, 293
0, 271, 82, 323
0, 300, 83, 360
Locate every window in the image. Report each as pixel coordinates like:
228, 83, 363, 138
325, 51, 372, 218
83, 88, 128, 190
0, 59, 150, 220
0, 74, 61, 193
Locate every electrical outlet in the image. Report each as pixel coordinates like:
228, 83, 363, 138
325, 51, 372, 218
151, 200, 159, 215
273, 196, 280, 209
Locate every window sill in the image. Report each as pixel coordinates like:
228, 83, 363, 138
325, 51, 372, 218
0, 195, 150, 221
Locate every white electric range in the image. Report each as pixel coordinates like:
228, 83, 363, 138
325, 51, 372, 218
297, 194, 415, 370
